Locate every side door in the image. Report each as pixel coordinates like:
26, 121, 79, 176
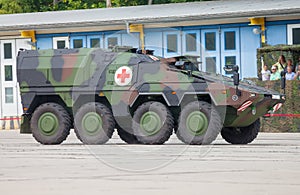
220, 28, 240, 75
201, 29, 220, 74
0, 39, 31, 118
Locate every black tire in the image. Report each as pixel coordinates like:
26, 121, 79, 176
74, 102, 115, 144
176, 101, 222, 145
132, 101, 174, 144
31, 103, 71, 145
221, 119, 260, 144
117, 126, 141, 144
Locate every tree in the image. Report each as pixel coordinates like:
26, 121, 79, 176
0, 0, 212, 14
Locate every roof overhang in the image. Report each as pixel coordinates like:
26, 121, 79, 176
0, 0, 299, 36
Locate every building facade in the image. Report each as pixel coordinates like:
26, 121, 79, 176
0, 0, 299, 126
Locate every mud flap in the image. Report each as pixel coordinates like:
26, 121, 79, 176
20, 114, 32, 134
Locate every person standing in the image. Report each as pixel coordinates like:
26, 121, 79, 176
270, 65, 281, 80
294, 64, 300, 80
285, 66, 295, 80
274, 55, 287, 73
287, 59, 296, 72
261, 64, 271, 81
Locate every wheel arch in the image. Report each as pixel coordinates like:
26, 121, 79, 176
27, 95, 68, 114
73, 94, 111, 112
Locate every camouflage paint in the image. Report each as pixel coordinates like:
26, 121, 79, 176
17, 48, 285, 133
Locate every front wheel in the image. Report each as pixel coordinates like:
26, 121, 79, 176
176, 101, 222, 145
221, 119, 260, 144
31, 103, 71, 145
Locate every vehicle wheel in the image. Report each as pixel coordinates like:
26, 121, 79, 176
117, 126, 141, 144
132, 101, 174, 144
74, 102, 115, 144
31, 103, 71, 145
221, 119, 260, 144
176, 101, 222, 145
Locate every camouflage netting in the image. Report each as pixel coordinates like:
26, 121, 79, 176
257, 44, 300, 79
255, 44, 300, 132
249, 79, 300, 132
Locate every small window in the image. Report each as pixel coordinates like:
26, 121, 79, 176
186, 33, 197, 52
225, 31, 236, 50
205, 32, 216, 51
57, 41, 66, 49
4, 43, 12, 59
225, 56, 236, 65
73, 39, 83, 48
90, 38, 100, 48
206, 57, 216, 73
5, 65, 13, 81
5, 87, 13, 103
167, 34, 178, 53
292, 28, 300, 44
107, 37, 118, 48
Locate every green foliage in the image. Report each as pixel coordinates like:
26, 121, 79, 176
0, 0, 211, 14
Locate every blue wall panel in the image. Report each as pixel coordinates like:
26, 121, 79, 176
266, 25, 287, 45
145, 31, 163, 57
121, 33, 140, 48
240, 27, 260, 78
36, 37, 52, 50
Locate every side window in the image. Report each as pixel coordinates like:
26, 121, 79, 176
4, 43, 12, 59
5, 87, 13, 103
205, 32, 216, 51
107, 37, 118, 48
73, 39, 83, 48
90, 38, 100, 48
5, 65, 13, 81
167, 34, 178, 53
288, 24, 300, 45
292, 28, 300, 44
225, 56, 236, 65
53, 37, 69, 49
225, 31, 236, 50
206, 57, 216, 73
186, 33, 197, 52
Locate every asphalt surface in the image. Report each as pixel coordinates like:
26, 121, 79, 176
0, 130, 300, 195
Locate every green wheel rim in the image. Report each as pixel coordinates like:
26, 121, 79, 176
186, 111, 208, 136
140, 111, 162, 136
82, 112, 103, 135
38, 112, 59, 136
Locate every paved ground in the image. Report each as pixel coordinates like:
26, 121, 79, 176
0, 131, 300, 195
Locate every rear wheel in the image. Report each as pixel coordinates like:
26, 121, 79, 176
176, 101, 222, 145
31, 103, 71, 145
74, 102, 115, 144
221, 119, 260, 144
132, 101, 174, 144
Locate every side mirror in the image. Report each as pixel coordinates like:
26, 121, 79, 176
223, 64, 239, 74
233, 72, 240, 86
223, 65, 241, 96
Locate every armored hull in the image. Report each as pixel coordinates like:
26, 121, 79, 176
17, 48, 285, 145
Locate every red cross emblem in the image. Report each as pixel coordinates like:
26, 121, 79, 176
117, 69, 130, 83
114, 66, 132, 86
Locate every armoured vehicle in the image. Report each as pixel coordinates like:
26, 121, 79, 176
17, 47, 285, 145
